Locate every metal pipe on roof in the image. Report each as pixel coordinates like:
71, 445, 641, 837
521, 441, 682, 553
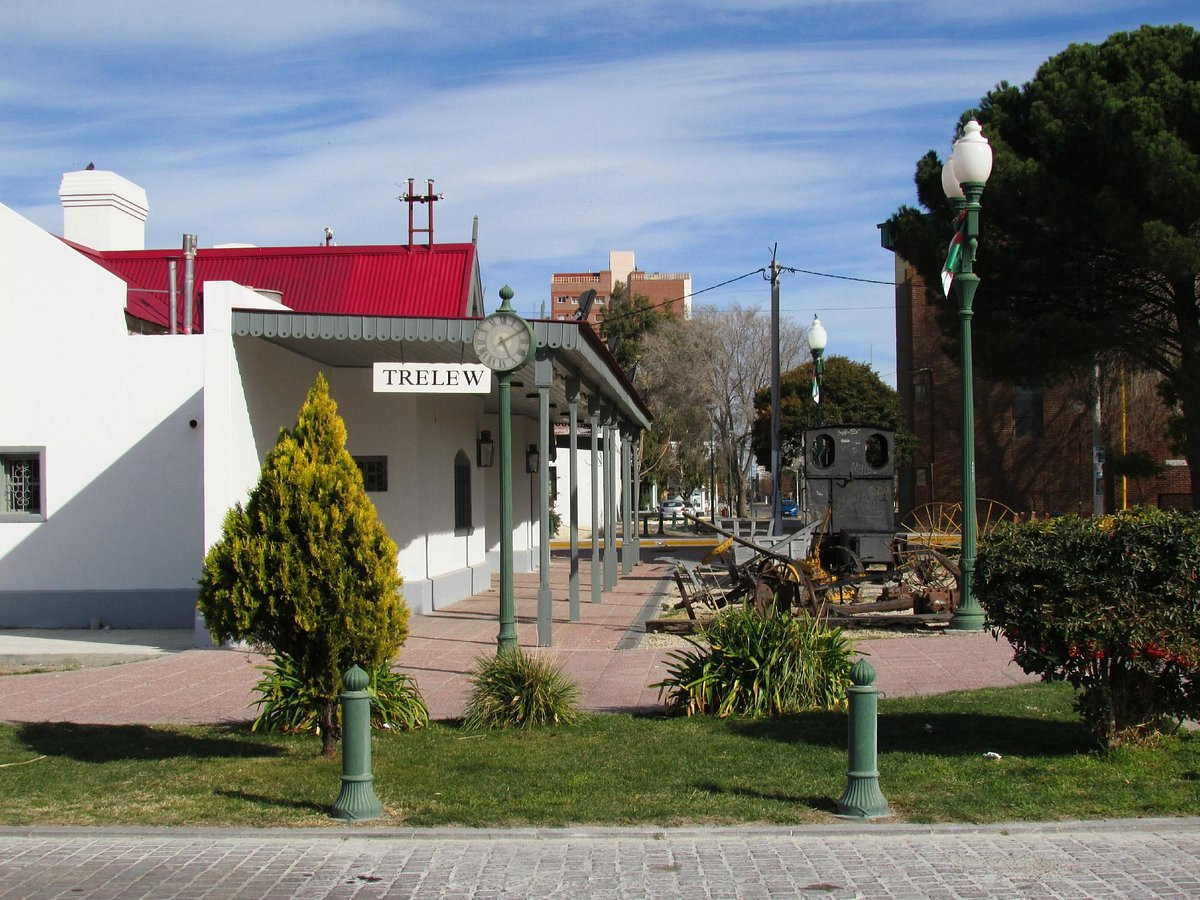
182, 234, 197, 335
168, 259, 178, 335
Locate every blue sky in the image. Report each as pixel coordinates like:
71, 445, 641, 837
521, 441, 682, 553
2, 1, 1195, 384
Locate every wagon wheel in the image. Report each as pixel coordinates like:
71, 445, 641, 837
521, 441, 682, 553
896, 499, 1016, 590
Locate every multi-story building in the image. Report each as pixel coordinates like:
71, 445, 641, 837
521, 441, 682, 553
884, 233, 1190, 522
549, 250, 691, 325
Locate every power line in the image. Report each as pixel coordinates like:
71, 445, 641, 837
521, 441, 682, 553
551, 261, 898, 326
582, 267, 767, 325
778, 265, 897, 286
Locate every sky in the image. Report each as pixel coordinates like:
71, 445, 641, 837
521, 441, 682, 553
2, 1, 1196, 385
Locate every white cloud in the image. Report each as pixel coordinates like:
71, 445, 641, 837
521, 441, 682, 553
2, 0, 1194, 385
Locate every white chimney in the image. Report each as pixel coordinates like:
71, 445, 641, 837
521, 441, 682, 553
58, 169, 149, 250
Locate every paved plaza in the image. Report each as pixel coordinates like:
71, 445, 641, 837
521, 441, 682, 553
1, 548, 1195, 898
3, 820, 1200, 898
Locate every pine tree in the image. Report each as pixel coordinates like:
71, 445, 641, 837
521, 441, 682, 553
199, 373, 408, 757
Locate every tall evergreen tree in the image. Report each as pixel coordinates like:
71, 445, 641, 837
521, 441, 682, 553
198, 373, 408, 758
885, 25, 1200, 504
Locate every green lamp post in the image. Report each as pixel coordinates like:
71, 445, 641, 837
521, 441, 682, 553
941, 119, 993, 632
473, 286, 535, 652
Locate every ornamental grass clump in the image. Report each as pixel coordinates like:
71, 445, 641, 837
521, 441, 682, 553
654, 607, 856, 718
976, 507, 1200, 748
251, 653, 428, 736
462, 649, 582, 730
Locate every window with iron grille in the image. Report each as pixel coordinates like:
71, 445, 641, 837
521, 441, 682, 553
353, 455, 388, 492
1, 451, 42, 518
454, 451, 472, 532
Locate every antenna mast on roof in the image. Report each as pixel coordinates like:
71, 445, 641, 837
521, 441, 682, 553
400, 178, 443, 249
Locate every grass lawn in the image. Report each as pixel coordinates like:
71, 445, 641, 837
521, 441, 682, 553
1, 681, 1197, 828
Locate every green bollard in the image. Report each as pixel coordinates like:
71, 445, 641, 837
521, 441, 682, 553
836, 658, 890, 818
329, 664, 383, 821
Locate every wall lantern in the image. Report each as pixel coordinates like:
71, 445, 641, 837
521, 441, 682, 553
525, 444, 540, 474
476, 430, 495, 468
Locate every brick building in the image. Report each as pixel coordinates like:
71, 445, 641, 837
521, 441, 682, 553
549, 250, 691, 325
885, 242, 1190, 522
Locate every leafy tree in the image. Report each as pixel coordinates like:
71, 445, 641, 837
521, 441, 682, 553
886, 24, 1200, 504
198, 373, 408, 758
598, 281, 667, 374
751, 355, 913, 469
635, 304, 806, 514
636, 316, 713, 498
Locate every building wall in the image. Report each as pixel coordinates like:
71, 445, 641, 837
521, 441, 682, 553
627, 271, 691, 319
548, 251, 691, 325
894, 260, 1190, 522
203, 283, 529, 619
551, 434, 617, 535
0, 201, 205, 627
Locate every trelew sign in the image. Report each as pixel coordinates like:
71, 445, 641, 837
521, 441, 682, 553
373, 362, 492, 394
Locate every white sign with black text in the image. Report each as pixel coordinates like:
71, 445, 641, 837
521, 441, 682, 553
373, 362, 492, 394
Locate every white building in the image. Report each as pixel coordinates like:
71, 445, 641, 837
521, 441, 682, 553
0, 169, 650, 642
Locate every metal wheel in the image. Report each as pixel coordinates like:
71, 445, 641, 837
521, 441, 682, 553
895, 499, 1016, 591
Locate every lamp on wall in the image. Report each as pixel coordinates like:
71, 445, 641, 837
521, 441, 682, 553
476, 430, 495, 468
525, 444, 539, 474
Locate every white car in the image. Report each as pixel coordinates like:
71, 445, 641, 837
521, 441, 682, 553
660, 497, 685, 517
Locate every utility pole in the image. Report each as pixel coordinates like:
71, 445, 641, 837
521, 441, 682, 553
769, 245, 783, 537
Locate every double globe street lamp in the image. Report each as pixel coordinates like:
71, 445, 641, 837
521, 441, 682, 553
940, 119, 994, 632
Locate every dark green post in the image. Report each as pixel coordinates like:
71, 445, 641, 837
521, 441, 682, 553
330, 664, 382, 821
497, 364, 518, 651
836, 658, 889, 818
943, 119, 993, 633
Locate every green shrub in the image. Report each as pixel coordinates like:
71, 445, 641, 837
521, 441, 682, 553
198, 374, 409, 757
462, 649, 582, 729
976, 507, 1200, 747
252, 653, 428, 736
653, 607, 856, 717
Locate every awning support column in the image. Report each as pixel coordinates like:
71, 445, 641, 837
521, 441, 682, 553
604, 411, 618, 592
536, 350, 553, 646
620, 427, 634, 575
588, 394, 602, 604
566, 376, 581, 621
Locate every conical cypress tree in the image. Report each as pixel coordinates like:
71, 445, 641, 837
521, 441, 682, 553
199, 373, 407, 757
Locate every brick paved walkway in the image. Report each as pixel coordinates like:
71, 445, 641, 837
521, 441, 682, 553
0, 554, 1034, 724
3, 820, 1199, 898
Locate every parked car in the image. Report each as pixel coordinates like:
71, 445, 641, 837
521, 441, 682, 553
660, 497, 685, 517
781, 498, 799, 517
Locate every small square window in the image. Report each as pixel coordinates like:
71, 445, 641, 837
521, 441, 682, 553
353, 455, 388, 492
1, 450, 43, 519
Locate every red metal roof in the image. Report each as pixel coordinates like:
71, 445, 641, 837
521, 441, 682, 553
66, 241, 478, 331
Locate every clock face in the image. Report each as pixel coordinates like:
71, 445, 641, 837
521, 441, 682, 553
473, 312, 533, 372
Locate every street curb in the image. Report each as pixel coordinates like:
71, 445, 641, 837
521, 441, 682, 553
3, 817, 1199, 841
